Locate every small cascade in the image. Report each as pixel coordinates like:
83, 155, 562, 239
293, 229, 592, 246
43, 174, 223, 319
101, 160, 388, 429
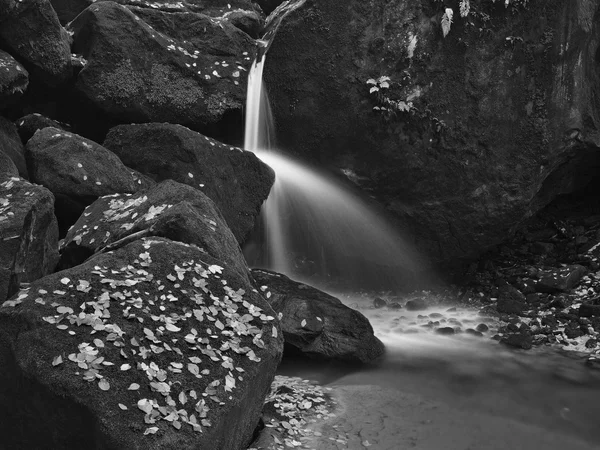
243, 4, 425, 290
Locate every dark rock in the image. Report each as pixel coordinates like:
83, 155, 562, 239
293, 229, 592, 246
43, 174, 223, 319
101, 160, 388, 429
0, 237, 283, 450
429, 312, 443, 319
579, 304, 600, 318
501, 333, 533, 350
251, 269, 385, 363
263, 0, 600, 264
60, 180, 250, 283
50, 0, 93, 24
446, 307, 457, 312
541, 316, 559, 328
475, 323, 489, 332
0, 116, 27, 178
0, 152, 18, 177
465, 328, 483, 337
435, 327, 455, 335
530, 242, 555, 255
0, 176, 59, 301
70, 1, 255, 128
388, 302, 402, 310
506, 323, 520, 333
535, 265, 587, 293
0, 50, 28, 108
496, 285, 526, 314
548, 296, 566, 309
0, 0, 72, 86
525, 293, 541, 305
585, 338, 598, 349
103, 123, 274, 243
564, 321, 584, 339
15, 113, 68, 144
405, 298, 427, 311
373, 297, 386, 308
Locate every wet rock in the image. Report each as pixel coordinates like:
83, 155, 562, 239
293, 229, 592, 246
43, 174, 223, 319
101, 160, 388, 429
465, 328, 483, 337
0, 50, 28, 108
500, 333, 533, 350
15, 113, 68, 144
0, 116, 27, 178
429, 313, 443, 319
476, 323, 489, 332
579, 304, 600, 318
0, 0, 72, 86
103, 123, 274, 243
251, 269, 385, 364
60, 180, 250, 283
585, 338, 598, 349
70, 1, 255, 129
0, 237, 283, 450
435, 327, 455, 335
372, 297, 386, 308
496, 285, 526, 314
535, 265, 587, 293
564, 321, 584, 339
0, 177, 59, 302
541, 316, 559, 328
405, 298, 427, 311
388, 302, 402, 310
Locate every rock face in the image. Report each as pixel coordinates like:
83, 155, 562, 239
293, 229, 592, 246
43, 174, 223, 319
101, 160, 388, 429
0, 0, 72, 86
0, 237, 283, 450
0, 116, 27, 178
15, 113, 68, 144
69, 1, 256, 129
103, 123, 275, 243
263, 0, 600, 265
0, 176, 59, 302
0, 151, 18, 177
60, 180, 250, 284
251, 269, 385, 363
25, 127, 153, 234
0, 50, 28, 108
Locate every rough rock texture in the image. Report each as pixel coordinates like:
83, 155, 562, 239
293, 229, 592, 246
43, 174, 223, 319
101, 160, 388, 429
60, 180, 250, 284
15, 113, 68, 144
69, 1, 256, 129
0, 116, 28, 178
103, 123, 275, 243
25, 127, 153, 234
0, 151, 18, 177
0, 176, 59, 302
0, 0, 72, 86
263, 0, 600, 266
251, 269, 385, 363
535, 265, 588, 293
0, 237, 283, 450
0, 50, 28, 108
497, 285, 526, 314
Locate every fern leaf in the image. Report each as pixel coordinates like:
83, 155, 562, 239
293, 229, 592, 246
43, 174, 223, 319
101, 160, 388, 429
441, 8, 453, 38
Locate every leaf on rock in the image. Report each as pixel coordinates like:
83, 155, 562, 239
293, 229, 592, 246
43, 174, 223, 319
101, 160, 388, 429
98, 379, 110, 391
52, 355, 63, 366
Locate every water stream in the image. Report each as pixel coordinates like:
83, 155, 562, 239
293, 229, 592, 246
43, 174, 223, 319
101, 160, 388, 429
243, 14, 600, 449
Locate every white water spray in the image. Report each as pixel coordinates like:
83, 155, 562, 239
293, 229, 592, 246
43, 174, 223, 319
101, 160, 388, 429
243, 17, 424, 290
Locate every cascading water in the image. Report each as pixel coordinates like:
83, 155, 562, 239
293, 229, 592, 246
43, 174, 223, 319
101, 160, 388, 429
243, 6, 425, 291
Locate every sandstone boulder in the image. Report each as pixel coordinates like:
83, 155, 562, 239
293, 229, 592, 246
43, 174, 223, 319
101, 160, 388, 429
251, 269, 385, 363
103, 123, 274, 243
0, 237, 283, 450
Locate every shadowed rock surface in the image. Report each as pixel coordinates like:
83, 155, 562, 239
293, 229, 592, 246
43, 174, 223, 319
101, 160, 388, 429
0, 237, 283, 450
0, 116, 27, 178
0, 50, 28, 109
251, 269, 385, 363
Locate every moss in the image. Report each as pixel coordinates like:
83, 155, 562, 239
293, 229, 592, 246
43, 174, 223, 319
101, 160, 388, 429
148, 63, 205, 111
97, 59, 144, 106
206, 91, 241, 120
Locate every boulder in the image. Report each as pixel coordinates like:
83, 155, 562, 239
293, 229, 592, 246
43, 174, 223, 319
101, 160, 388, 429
60, 180, 250, 284
496, 285, 526, 314
0, 116, 27, 178
25, 127, 153, 234
0, 50, 28, 108
0, 176, 59, 302
263, 0, 600, 265
405, 298, 427, 311
50, 0, 92, 23
15, 113, 68, 144
0, 151, 18, 177
69, 1, 256, 129
579, 304, 600, 318
0, 0, 72, 86
535, 265, 587, 293
0, 237, 283, 450
251, 269, 385, 363
501, 333, 533, 350
103, 123, 274, 243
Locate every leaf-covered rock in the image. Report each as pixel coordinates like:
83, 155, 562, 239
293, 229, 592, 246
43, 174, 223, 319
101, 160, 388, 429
69, 1, 256, 128
0, 116, 27, 178
0, 0, 72, 86
103, 123, 275, 243
0, 50, 28, 109
251, 269, 385, 363
0, 176, 59, 302
15, 113, 68, 145
0, 237, 283, 450
60, 180, 250, 284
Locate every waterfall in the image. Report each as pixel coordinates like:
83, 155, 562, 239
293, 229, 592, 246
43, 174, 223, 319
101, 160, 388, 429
243, 4, 424, 291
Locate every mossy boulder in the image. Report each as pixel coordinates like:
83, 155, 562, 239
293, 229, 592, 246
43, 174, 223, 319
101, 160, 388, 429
0, 237, 283, 450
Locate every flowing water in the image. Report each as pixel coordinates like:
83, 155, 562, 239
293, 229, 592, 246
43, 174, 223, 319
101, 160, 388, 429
243, 20, 600, 449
